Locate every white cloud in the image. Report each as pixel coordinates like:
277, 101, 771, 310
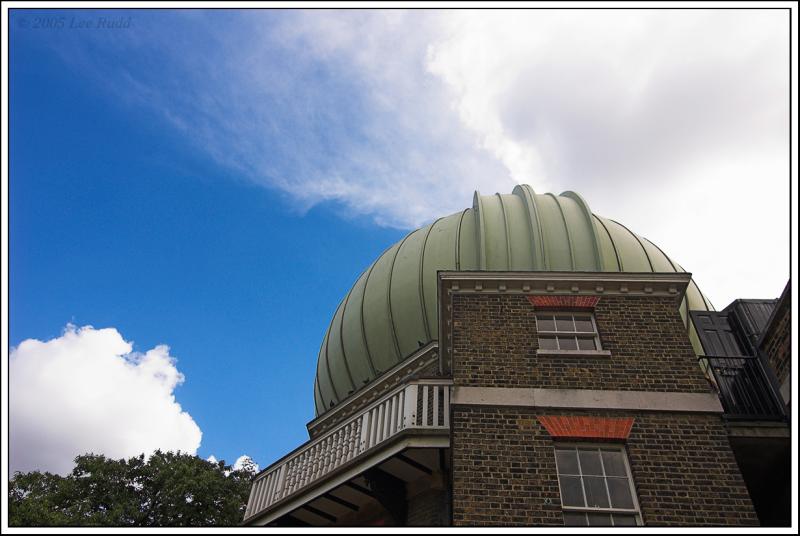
10, 325, 202, 475
48, 10, 790, 306
424, 9, 790, 306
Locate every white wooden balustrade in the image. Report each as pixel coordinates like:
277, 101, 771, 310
244, 380, 450, 521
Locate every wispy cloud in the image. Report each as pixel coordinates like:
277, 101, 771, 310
424, 10, 789, 305
39, 9, 790, 305
10, 325, 201, 474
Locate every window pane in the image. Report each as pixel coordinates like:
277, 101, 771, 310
578, 449, 603, 475
537, 316, 555, 332
583, 476, 610, 508
601, 450, 626, 477
574, 317, 594, 332
539, 336, 558, 350
563, 512, 587, 526
577, 337, 597, 350
607, 477, 634, 509
555, 448, 579, 475
558, 476, 585, 507
555, 316, 574, 332
558, 336, 578, 350
586, 513, 612, 526
612, 514, 638, 526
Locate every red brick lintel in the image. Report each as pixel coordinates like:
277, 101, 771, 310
527, 295, 600, 309
537, 415, 634, 441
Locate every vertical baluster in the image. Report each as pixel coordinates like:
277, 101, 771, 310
260, 475, 271, 510
382, 399, 391, 439
383, 400, 391, 438
334, 430, 341, 469
281, 464, 289, 498
379, 404, 387, 443
391, 396, 397, 435
292, 458, 301, 493
404, 384, 418, 428
263, 471, 274, 508
308, 445, 317, 484
331, 431, 340, 473
433, 385, 439, 427
267, 474, 276, 509
333, 429, 340, 468
275, 464, 286, 501
353, 419, 362, 458
384, 402, 391, 441
352, 421, 359, 458
324, 435, 332, 475
298, 452, 307, 489
342, 426, 349, 463
329, 431, 338, 472
347, 422, 355, 461
319, 438, 327, 479
261, 475, 271, 511
296, 453, 305, 490
315, 442, 323, 482
315, 439, 323, 480
360, 411, 371, 452
397, 390, 405, 430
283, 461, 292, 496
367, 409, 375, 450
245, 479, 258, 517
290, 458, 299, 494
444, 385, 450, 427
329, 433, 337, 472
367, 408, 376, 448
343, 426, 349, 461
265, 471, 276, 508
375, 406, 382, 444
248, 478, 261, 517
314, 442, 322, 481
422, 385, 429, 427
341, 424, 350, 463
389, 394, 397, 436
294, 457, 302, 494
392, 394, 399, 433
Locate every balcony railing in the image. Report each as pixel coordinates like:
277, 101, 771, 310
244, 380, 451, 522
700, 355, 785, 421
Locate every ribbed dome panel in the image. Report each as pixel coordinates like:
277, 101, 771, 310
313, 185, 711, 416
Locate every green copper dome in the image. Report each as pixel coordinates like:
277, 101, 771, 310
314, 185, 712, 416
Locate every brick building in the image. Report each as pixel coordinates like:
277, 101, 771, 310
241, 186, 791, 527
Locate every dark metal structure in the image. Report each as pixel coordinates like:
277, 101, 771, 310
691, 310, 785, 422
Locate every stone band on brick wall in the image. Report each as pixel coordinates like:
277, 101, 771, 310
528, 295, 601, 309
537, 415, 634, 440
452, 387, 723, 413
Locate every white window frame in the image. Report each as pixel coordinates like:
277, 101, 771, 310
535, 312, 603, 352
554, 443, 643, 527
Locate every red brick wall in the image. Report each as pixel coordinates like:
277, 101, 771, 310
451, 406, 562, 526
760, 294, 790, 387
451, 293, 711, 393
451, 406, 758, 526
449, 290, 758, 526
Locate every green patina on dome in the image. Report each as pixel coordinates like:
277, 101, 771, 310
314, 185, 713, 416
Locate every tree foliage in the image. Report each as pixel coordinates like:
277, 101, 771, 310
8, 451, 257, 527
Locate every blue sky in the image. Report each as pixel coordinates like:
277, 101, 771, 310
10, 9, 410, 470
7, 8, 792, 474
